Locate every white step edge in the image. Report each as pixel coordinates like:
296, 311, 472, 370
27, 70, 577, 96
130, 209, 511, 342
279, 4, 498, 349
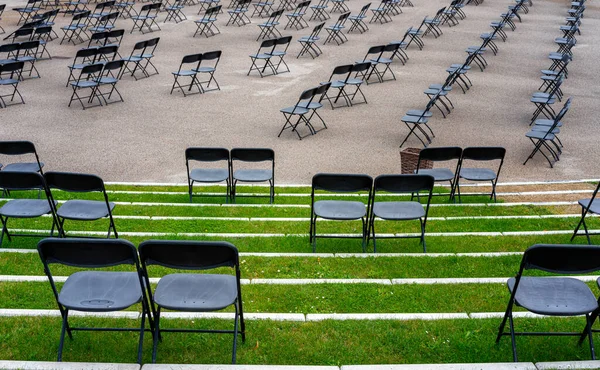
305, 313, 470, 321
142, 366, 338, 370
340, 363, 536, 370
0, 361, 139, 370
535, 360, 600, 369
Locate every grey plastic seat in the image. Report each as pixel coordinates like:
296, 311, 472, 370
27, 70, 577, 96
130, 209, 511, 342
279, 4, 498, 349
0, 140, 44, 174
310, 173, 373, 252
454, 147, 505, 203
497, 244, 600, 362
186, 147, 231, 203
45, 172, 117, 238
0, 171, 57, 245
38, 238, 150, 364
231, 148, 275, 203
139, 240, 245, 364
369, 174, 433, 253
416, 147, 462, 200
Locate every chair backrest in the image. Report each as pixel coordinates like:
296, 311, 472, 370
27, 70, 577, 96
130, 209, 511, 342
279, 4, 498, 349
180, 52, 202, 65
0, 140, 38, 156
139, 240, 239, 270
107, 28, 125, 41
103, 59, 124, 71
519, 244, 600, 275
90, 31, 109, 42
351, 61, 370, 74
73, 10, 91, 22
0, 43, 20, 54
365, 45, 384, 57
96, 45, 118, 59
12, 27, 34, 40
206, 4, 221, 16
418, 146, 462, 164
202, 50, 221, 61
310, 22, 325, 36
231, 148, 274, 163
145, 37, 160, 49
337, 11, 350, 23
374, 174, 434, 194
186, 147, 230, 163
18, 40, 39, 52
357, 3, 370, 16
312, 173, 373, 193
296, 86, 317, 104
330, 64, 352, 80
259, 38, 277, 49
38, 238, 138, 269
0, 171, 47, 191
131, 40, 147, 52
269, 8, 284, 19
0, 61, 25, 74
554, 97, 572, 123
461, 147, 506, 161
275, 35, 292, 46
45, 171, 106, 193
315, 81, 331, 96
75, 47, 98, 61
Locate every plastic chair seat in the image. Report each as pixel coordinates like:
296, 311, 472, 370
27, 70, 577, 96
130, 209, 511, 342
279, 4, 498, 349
154, 273, 237, 311
0, 78, 18, 85
373, 201, 425, 220
249, 53, 271, 59
122, 56, 142, 62
190, 168, 229, 183
406, 109, 433, 117
507, 276, 598, 316
531, 97, 556, 104
533, 119, 562, 127
578, 199, 600, 215
71, 80, 98, 88
195, 66, 215, 73
57, 199, 115, 220
233, 169, 273, 182
172, 70, 197, 76
401, 115, 429, 124
2, 162, 44, 172
346, 78, 363, 85
416, 168, 454, 181
280, 106, 309, 115
298, 101, 322, 109
313, 200, 366, 220
526, 130, 555, 140
0, 199, 54, 218
59, 271, 142, 312
97, 76, 119, 84
459, 168, 497, 181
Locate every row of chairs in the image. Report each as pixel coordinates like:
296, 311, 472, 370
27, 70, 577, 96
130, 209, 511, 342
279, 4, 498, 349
248, 36, 291, 77
523, 1, 584, 167
171, 50, 221, 96
37, 237, 245, 363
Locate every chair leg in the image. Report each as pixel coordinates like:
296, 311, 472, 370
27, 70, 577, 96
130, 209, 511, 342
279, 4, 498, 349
137, 303, 146, 364
508, 312, 518, 362
420, 218, 426, 253
571, 207, 587, 242
57, 309, 70, 361
152, 307, 161, 363
231, 305, 239, 364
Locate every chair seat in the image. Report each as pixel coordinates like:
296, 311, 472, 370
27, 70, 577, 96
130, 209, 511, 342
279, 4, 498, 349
530, 97, 556, 104
0, 79, 20, 85
346, 78, 363, 85
190, 168, 229, 183
71, 80, 99, 88
533, 118, 562, 127
57, 199, 115, 220
314, 200, 366, 220
195, 66, 215, 73
172, 70, 197, 76
406, 109, 433, 117
280, 106, 310, 115
416, 168, 454, 182
578, 199, 600, 215
0, 199, 54, 218
59, 271, 142, 312
233, 169, 273, 182
508, 277, 598, 316
97, 76, 119, 84
373, 201, 425, 220
526, 130, 555, 140
401, 115, 429, 124
2, 162, 43, 172
298, 101, 322, 110
460, 168, 497, 181
249, 53, 271, 59
122, 56, 143, 62
154, 273, 237, 311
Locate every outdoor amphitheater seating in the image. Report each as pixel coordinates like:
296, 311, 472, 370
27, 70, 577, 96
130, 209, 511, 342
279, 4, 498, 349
194, 5, 221, 37
185, 147, 231, 202
13, 0, 41, 25
165, 0, 187, 23
0, 4, 5, 34
454, 146, 506, 203
68, 63, 103, 108
572, 180, 600, 244
278, 86, 319, 140
230, 148, 275, 204
89, 11, 119, 33
196, 50, 222, 91
310, 173, 373, 252
497, 244, 600, 361
348, 3, 369, 33
95, 59, 125, 104
416, 146, 462, 200
252, 0, 274, 17
121, 37, 160, 80
38, 238, 150, 363
0, 140, 44, 175
257, 9, 283, 40
226, 0, 251, 26
0, 61, 25, 107
284, 0, 310, 30
45, 171, 118, 238
370, 0, 392, 24
138, 240, 245, 364
422, 8, 445, 37
324, 11, 350, 45
198, 0, 220, 13
130, 2, 161, 34
248, 38, 277, 77
399, 93, 438, 148
60, 10, 90, 44
0, 171, 57, 245
309, 0, 329, 21
369, 174, 434, 253
297, 22, 324, 58
329, 0, 349, 13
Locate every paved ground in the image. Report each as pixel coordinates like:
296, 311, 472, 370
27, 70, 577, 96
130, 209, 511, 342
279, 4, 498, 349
1, 0, 599, 184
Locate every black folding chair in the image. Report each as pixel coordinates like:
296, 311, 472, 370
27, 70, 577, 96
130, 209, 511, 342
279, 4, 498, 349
247, 38, 277, 77
230, 148, 275, 204
68, 63, 103, 109
496, 244, 600, 362
284, 0, 310, 30
309, 0, 329, 21
416, 147, 462, 201
38, 238, 152, 364
194, 5, 221, 37
278, 86, 318, 139
66, 47, 98, 86
571, 180, 600, 245
171, 53, 202, 96
130, 2, 161, 33
0, 172, 57, 246
454, 147, 506, 203
60, 11, 90, 45
186, 147, 231, 202
13, 0, 42, 25
267, 36, 291, 74
226, 0, 251, 26
329, 0, 348, 13
370, 0, 392, 24
0, 61, 25, 108
195, 50, 222, 92
45, 171, 118, 238
324, 11, 349, 44
165, 0, 187, 22
257, 9, 283, 40
348, 3, 370, 33
368, 174, 434, 253
530, 76, 563, 125
252, 0, 274, 17
139, 240, 245, 364
297, 22, 324, 58
359, 44, 396, 84
0, 4, 5, 34
0, 141, 44, 174
310, 173, 373, 252
95, 59, 125, 104
423, 7, 444, 37
399, 92, 439, 148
